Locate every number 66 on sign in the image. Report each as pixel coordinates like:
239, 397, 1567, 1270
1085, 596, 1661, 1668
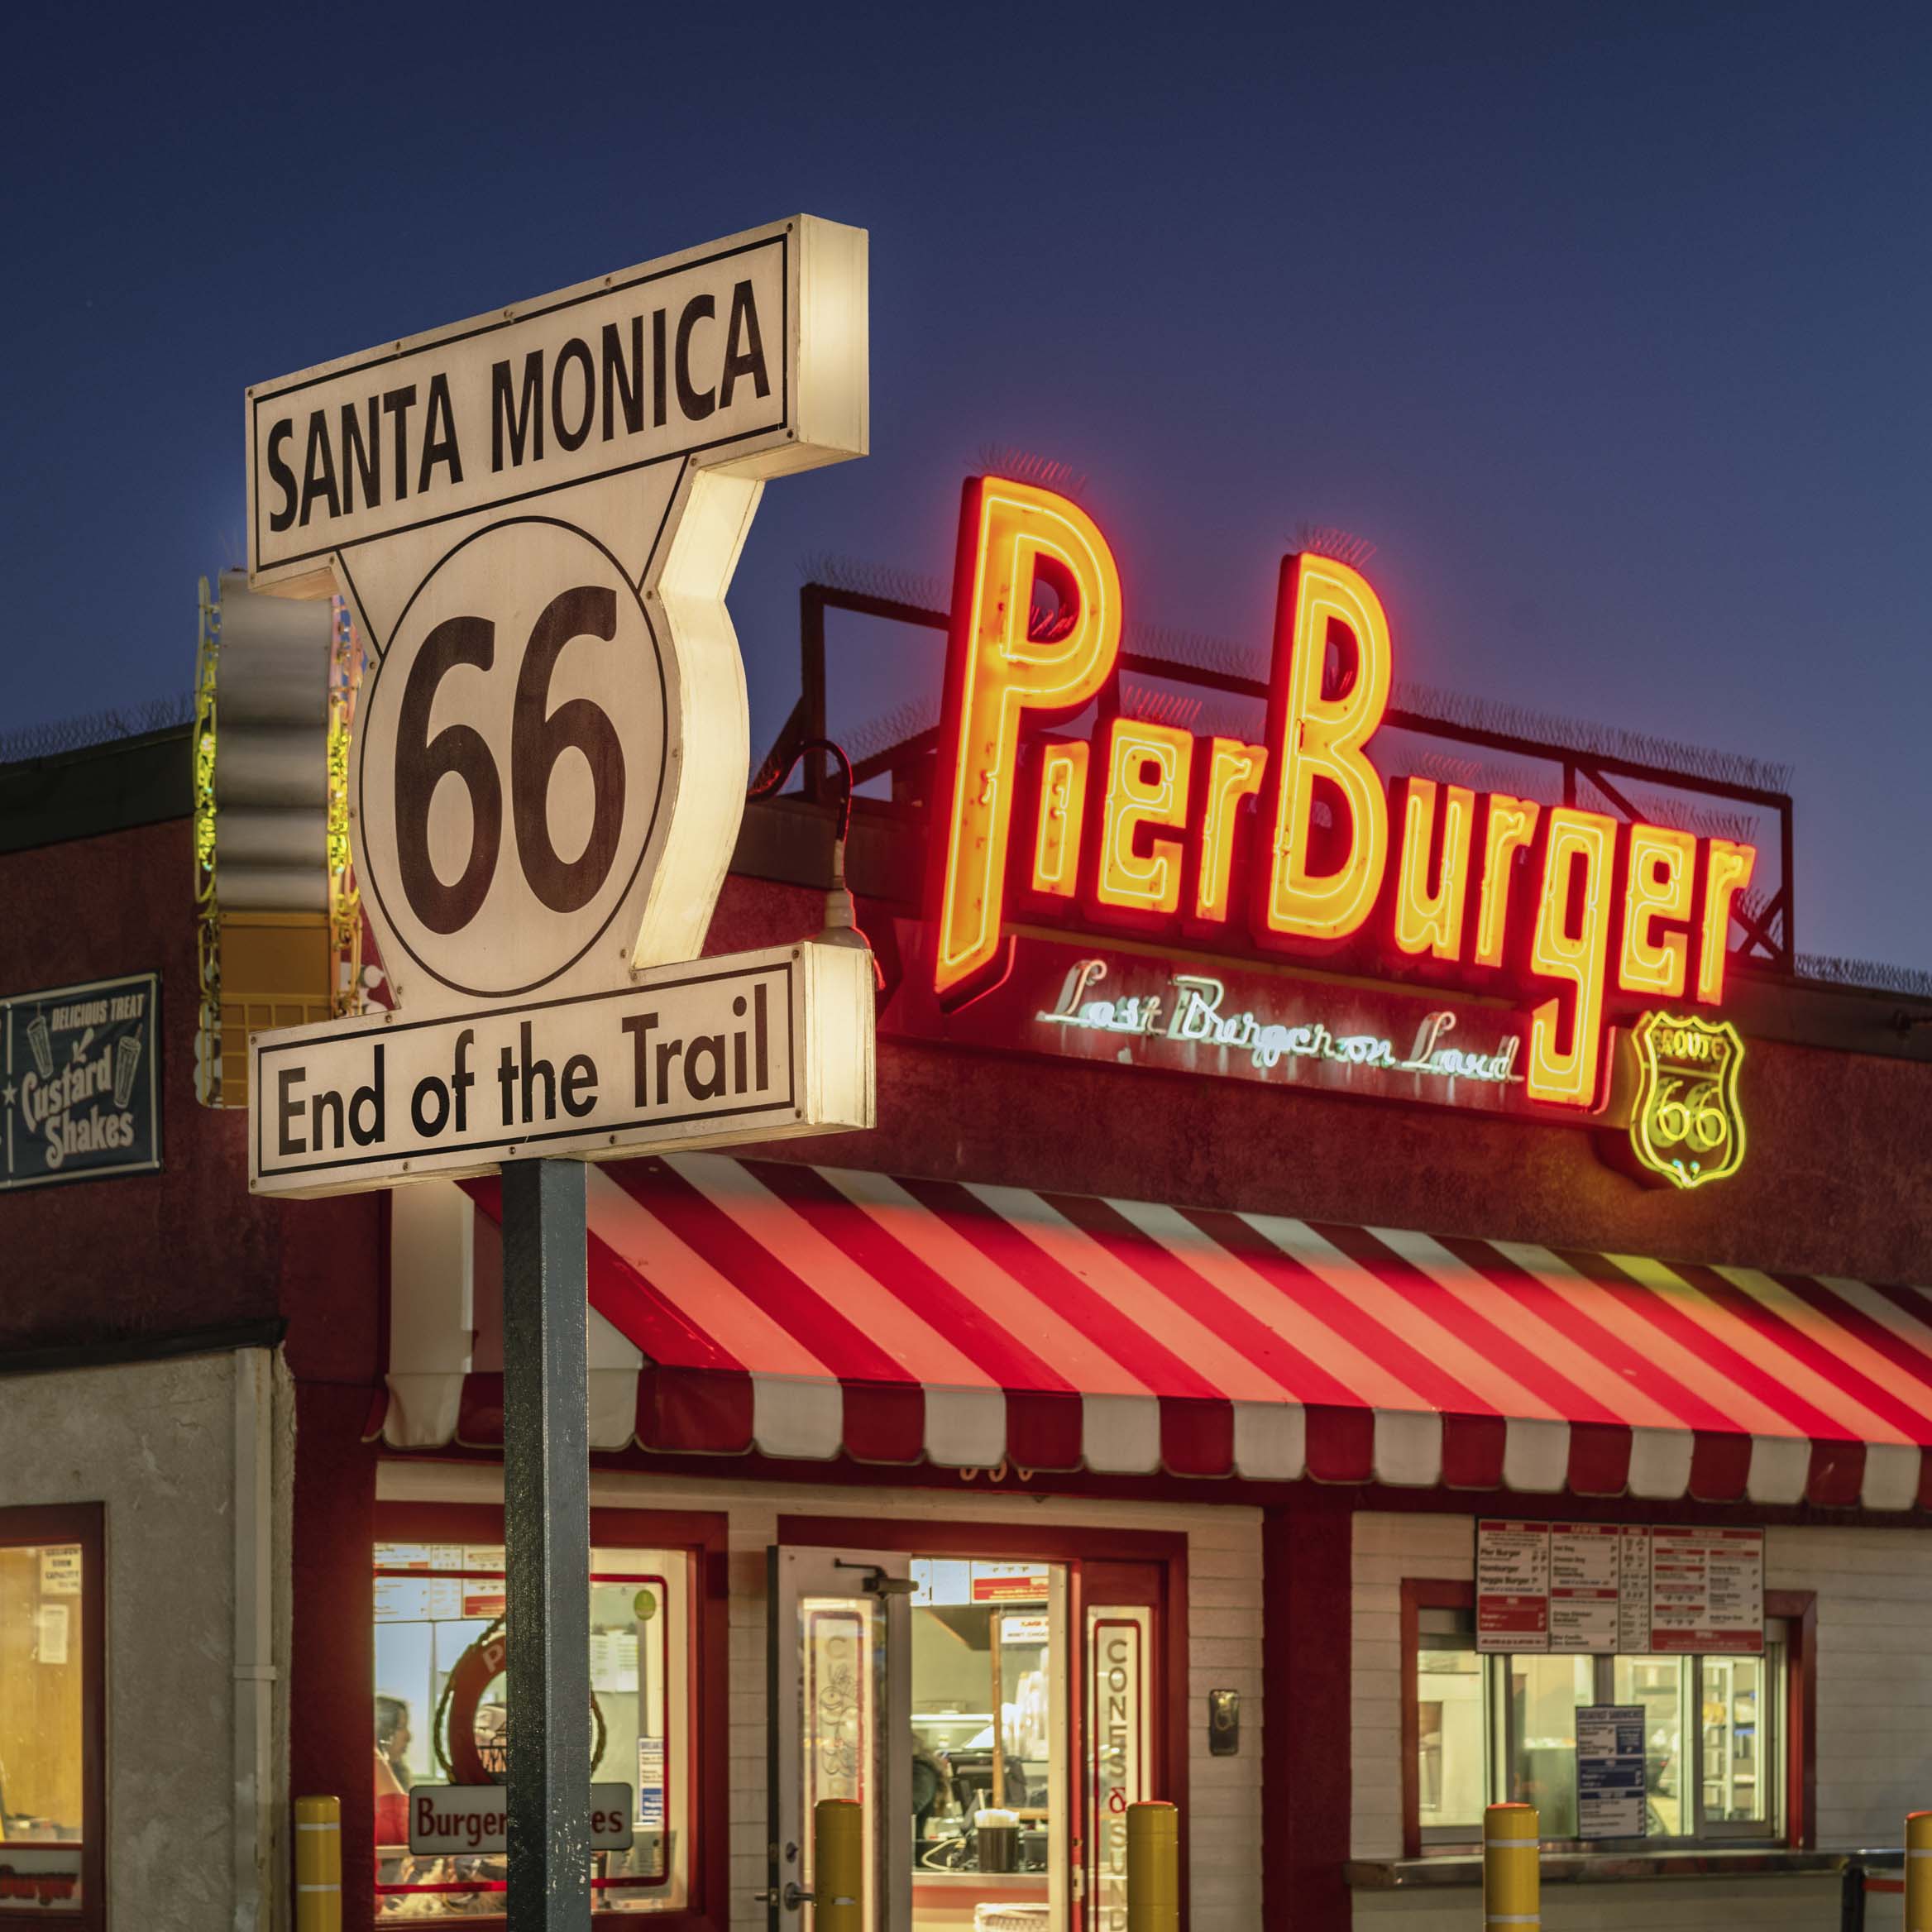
242, 218, 873, 1196
1627, 1011, 1745, 1191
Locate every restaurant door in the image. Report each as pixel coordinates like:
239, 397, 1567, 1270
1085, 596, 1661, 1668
772, 1542, 1156, 1932
769, 1546, 915, 1932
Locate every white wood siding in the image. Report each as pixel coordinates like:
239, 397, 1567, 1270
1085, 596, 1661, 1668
1351, 1510, 1472, 1862
380, 1463, 1263, 1931
1762, 1524, 1932, 1849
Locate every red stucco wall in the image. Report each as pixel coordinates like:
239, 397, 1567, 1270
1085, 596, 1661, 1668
0, 816, 380, 1380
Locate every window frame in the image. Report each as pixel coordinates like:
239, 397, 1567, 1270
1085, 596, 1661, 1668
371, 1499, 729, 1931
0, 1501, 106, 1932
1399, 1577, 1816, 1858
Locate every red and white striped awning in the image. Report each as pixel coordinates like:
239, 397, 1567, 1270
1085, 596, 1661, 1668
378, 1152, 1932, 1513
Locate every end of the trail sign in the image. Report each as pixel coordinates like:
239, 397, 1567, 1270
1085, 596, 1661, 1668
249, 940, 875, 1197
242, 216, 876, 1193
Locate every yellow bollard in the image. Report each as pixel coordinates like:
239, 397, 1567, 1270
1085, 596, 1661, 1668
813, 1797, 863, 1932
1126, 1800, 1179, 1932
1484, 1802, 1538, 1929
293, 1795, 342, 1932
1909, 1810, 1932, 1932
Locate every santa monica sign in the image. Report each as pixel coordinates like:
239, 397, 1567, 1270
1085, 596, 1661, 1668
244, 218, 873, 1196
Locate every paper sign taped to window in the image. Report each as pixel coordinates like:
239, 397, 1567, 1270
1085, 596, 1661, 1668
1576, 1705, 1647, 1839
39, 1547, 81, 1597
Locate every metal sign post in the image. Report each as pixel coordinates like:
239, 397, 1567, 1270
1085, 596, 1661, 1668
242, 218, 872, 1932
502, 1157, 592, 1928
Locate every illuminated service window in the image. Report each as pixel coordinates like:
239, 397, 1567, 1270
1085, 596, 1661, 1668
373, 1541, 691, 1917
1415, 1629, 1485, 1834
0, 1508, 100, 1923
1415, 1608, 1785, 1847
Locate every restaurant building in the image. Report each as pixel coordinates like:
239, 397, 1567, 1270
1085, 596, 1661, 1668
6, 482, 1932, 1932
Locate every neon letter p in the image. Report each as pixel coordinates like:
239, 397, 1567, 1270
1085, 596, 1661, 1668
930, 476, 1122, 1003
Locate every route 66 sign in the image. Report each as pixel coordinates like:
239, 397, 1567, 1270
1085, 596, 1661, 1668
1627, 1011, 1746, 1189
248, 216, 866, 1014
242, 218, 874, 1196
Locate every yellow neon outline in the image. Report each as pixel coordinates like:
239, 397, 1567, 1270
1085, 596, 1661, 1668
1096, 720, 1193, 914
1628, 1010, 1747, 1188
1031, 740, 1088, 897
1471, 795, 1540, 969
1193, 739, 1266, 923
1259, 556, 1393, 943
1525, 807, 1616, 1107
935, 482, 1122, 997
1619, 824, 1695, 998
1392, 779, 1475, 959
1695, 838, 1757, 1005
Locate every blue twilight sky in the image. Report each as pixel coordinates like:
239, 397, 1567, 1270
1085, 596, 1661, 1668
2, 2, 1927, 968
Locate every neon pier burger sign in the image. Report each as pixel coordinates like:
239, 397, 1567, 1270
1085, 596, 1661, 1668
927, 477, 1756, 1112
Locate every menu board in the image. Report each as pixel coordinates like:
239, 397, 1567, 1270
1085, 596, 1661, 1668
1549, 1524, 1620, 1653
1648, 1528, 1764, 1654
972, 1561, 1052, 1602
1475, 1520, 1550, 1649
374, 1543, 507, 1624
461, 1546, 508, 1619
1475, 1521, 1762, 1654
1615, 1527, 1652, 1654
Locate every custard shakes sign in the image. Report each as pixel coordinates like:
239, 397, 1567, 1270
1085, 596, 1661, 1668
245, 220, 874, 1196
2, 973, 160, 1191
927, 478, 1758, 1111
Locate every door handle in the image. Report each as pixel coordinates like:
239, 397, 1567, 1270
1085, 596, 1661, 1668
832, 1558, 916, 1597
753, 1882, 814, 1910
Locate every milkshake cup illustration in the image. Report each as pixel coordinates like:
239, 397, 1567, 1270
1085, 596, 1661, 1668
113, 1034, 143, 1109
25, 1012, 53, 1080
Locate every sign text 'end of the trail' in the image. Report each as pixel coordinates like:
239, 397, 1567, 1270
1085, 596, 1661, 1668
246, 941, 874, 1197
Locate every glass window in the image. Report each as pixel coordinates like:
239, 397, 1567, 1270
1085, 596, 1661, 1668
0, 1531, 91, 1916
1612, 1656, 1688, 1838
1416, 1614, 1484, 1838
1701, 1653, 1774, 1827
906, 1558, 1069, 1932
373, 1541, 691, 1918
1503, 1654, 1595, 1839
1412, 1606, 1786, 1848
800, 1588, 881, 1931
